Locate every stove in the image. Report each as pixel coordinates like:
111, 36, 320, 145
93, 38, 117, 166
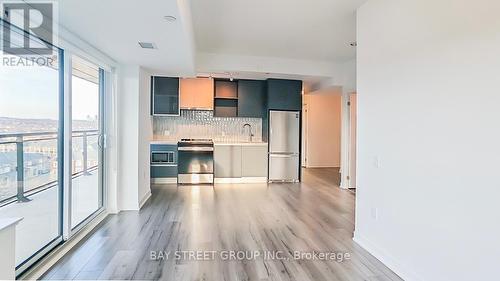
178, 138, 214, 146
177, 139, 214, 184
180, 138, 213, 142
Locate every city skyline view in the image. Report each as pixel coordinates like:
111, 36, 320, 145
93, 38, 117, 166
0, 56, 99, 124
1, 55, 100, 205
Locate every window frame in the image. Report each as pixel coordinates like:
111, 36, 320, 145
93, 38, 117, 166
0, 17, 111, 277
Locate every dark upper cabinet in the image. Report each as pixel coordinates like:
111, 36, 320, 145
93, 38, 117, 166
267, 79, 302, 111
237, 80, 266, 118
214, 79, 238, 117
214, 80, 238, 99
151, 76, 180, 115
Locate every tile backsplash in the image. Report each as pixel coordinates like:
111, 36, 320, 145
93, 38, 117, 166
153, 110, 262, 142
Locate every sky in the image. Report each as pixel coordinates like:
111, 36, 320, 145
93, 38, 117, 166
0, 58, 99, 121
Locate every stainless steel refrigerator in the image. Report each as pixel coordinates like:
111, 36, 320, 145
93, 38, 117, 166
269, 110, 300, 182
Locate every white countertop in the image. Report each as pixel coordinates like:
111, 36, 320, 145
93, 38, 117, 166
0, 218, 23, 231
214, 142, 268, 146
151, 137, 267, 146
150, 139, 178, 145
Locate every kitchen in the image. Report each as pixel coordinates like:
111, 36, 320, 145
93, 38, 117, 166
150, 76, 303, 185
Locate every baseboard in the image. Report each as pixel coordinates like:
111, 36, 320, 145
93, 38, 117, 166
215, 177, 267, 184
305, 165, 341, 169
139, 190, 152, 209
353, 231, 422, 281
21, 211, 109, 280
151, 177, 177, 184
339, 184, 350, 189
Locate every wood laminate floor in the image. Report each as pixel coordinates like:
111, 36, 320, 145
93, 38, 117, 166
42, 168, 401, 281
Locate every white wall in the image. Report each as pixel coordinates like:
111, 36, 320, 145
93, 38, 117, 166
355, 1, 500, 280
117, 65, 140, 210
349, 93, 357, 188
116, 66, 152, 210
338, 59, 356, 93
197, 52, 337, 79
138, 67, 153, 207
303, 93, 342, 167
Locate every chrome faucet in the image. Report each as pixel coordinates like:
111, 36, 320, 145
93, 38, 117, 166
243, 123, 254, 142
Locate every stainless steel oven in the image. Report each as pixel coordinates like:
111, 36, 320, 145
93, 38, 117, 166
177, 139, 214, 184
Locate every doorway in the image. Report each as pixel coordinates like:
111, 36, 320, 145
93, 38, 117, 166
301, 91, 343, 186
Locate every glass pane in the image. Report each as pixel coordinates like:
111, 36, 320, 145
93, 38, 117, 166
0, 37, 61, 267
71, 55, 101, 228
23, 139, 58, 192
0, 143, 17, 201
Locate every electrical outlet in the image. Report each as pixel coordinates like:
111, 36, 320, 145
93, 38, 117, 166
370, 207, 378, 220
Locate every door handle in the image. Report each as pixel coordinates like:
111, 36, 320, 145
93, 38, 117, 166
98, 134, 106, 149
270, 153, 298, 158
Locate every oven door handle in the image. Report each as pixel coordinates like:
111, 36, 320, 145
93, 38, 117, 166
178, 147, 214, 152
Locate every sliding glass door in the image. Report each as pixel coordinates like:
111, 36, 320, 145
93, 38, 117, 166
0, 19, 107, 275
0, 19, 64, 273
70, 56, 104, 230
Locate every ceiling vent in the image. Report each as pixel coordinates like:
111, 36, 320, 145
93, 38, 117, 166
138, 42, 157, 49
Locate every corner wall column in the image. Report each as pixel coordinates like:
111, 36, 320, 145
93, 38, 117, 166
340, 89, 351, 189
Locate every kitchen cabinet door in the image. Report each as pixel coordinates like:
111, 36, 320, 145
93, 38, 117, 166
152, 76, 179, 115
214, 145, 242, 178
180, 78, 214, 110
267, 79, 302, 111
241, 146, 268, 177
238, 80, 266, 118
151, 166, 178, 178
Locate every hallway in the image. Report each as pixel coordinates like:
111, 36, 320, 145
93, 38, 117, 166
42, 168, 400, 281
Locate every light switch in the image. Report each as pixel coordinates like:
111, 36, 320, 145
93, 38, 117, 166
373, 156, 381, 168
371, 207, 378, 220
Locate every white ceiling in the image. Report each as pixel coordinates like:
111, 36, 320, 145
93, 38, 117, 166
191, 0, 366, 62
57, 0, 195, 75
55, 0, 363, 83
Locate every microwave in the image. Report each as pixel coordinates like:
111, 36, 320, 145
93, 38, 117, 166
151, 151, 175, 165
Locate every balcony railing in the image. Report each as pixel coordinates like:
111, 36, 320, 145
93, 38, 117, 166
0, 130, 98, 206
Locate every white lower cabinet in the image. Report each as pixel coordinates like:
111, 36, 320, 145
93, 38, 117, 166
214, 144, 268, 180
214, 145, 242, 178
241, 146, 268, 177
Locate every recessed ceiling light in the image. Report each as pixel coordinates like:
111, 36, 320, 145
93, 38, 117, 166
138, 42, 156, 49
164, 15, 177, 22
